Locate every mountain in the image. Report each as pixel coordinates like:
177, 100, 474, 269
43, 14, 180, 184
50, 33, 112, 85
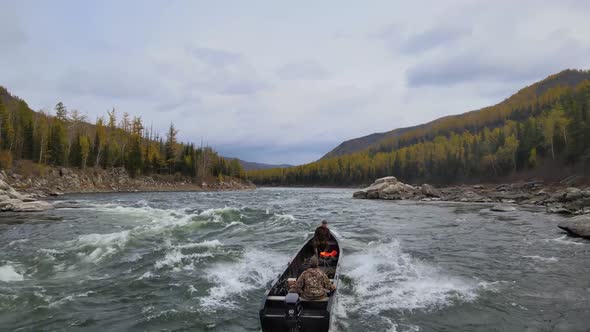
321, 126, 419, 159
248, 69, 590, 185
322, 69, 590, 160
225, 158, 292, 171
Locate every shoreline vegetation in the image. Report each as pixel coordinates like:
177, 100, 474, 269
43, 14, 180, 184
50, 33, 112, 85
0, 166, 254, 212
0, 86, 248, 198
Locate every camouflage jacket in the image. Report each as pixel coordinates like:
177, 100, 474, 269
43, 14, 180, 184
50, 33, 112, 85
290, 268, 332, 300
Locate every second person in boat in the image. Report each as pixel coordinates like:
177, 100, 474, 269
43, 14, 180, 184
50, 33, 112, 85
313, 220, 330, 256
289, 256, 336, 300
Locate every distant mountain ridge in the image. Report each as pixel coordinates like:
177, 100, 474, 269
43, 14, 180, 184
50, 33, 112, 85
225, 158, 292, 171
321, 69, 590, 159
321, 126, 420, 159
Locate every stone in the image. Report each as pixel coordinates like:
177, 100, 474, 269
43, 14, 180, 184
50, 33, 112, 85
6, 188, 25, 200
379, 182, 415, 200
564, 187, 583, 202
356, 181, 393, 199
548, 206, 572, 214
421, 184, 442, 198
459, 191, 486, 202
0, 198, 24, 211
495, 184, 509, 191
491, 204, 517, 212
0, 179, 11, 191
0, 194, 10, 202
558, 215, 590, 239
352, 190, 367, 199
11, 200, 53, 212
373, 176, 397, 185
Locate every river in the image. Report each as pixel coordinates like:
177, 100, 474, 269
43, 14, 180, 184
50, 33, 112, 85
1, 188, 589, 331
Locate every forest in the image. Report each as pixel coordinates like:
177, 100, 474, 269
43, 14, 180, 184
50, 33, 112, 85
248, 70, 590, 185
0, 87, 244, 180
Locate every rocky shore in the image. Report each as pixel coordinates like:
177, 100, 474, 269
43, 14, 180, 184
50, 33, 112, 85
353, 176, 590, 238
0, 167, 255, 212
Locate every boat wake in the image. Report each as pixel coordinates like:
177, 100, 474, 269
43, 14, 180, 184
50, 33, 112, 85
334, 239, 480, 331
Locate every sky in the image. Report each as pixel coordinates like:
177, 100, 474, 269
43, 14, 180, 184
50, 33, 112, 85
1, 0, 590, 165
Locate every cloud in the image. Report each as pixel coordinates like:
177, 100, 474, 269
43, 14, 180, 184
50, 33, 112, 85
58, 67, 159, 100
399, 25, 471, 54
276, 60, 330, 80
0, 4, 27, 48
405, 24, 590, 87
187, 46, 243, 67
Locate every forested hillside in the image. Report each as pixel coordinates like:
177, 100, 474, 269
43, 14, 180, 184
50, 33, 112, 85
0, 87, 244, 179
248, 69, 590, 185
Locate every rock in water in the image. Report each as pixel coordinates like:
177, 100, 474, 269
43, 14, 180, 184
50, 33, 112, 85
353, 176, 398, 199
379, 182, 415, 200
421, 184, 442, 198
558, 215, 590, 239
352, 190, 368, 199
548, 206, 572, 214
11, 201, 53, 212
491, 204, 517, 212
373, 176, 397, 185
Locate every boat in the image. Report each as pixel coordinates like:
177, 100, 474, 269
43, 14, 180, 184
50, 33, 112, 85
259, 230, 342, 332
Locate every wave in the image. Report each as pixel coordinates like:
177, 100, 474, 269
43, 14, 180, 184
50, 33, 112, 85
273, 213, 296, 221
154, 249, 213, 271
199, 248, 287, 310
8, 239, 29, 246
173, 239, 222, 249
340, 240, 478, 316
70, 230, 130, 263
0, 264, 24, 282
523, 255, 558, 262
47, 291, 95, 308
547, 235, 587, 246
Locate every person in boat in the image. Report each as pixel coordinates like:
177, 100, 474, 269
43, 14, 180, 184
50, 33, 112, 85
289, 256, 336, 300
313, 220, 330, 255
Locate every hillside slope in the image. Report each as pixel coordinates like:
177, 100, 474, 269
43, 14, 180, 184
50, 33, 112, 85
322, 69, 590, 159
249, 69, 590, 185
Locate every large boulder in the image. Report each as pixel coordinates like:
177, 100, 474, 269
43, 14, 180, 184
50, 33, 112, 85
558, 215, 590, 239
421, 184, 442, 198
353, 177, 398, 199
379, 182, 416, 200
11, 201, 53, 212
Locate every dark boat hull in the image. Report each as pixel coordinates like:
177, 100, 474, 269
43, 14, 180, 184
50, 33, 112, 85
259, 230, 342, 332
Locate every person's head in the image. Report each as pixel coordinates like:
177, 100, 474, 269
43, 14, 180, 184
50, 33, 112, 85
321, 220, 328, 228
309, 256, 319, 268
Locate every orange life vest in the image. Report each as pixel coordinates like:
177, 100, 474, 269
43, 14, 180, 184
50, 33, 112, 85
319, 250, 338, 258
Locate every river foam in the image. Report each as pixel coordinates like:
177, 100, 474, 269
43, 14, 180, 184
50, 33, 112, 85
0, 264, 24, 282
200, 248, 287, 310
342, 240, 478, 314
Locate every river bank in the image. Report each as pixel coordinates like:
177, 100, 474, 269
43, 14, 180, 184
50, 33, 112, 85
353, 176, 590, 215
0, 166, 254, 212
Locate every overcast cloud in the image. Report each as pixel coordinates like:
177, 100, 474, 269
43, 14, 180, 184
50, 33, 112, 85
1, 0, 589, 164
